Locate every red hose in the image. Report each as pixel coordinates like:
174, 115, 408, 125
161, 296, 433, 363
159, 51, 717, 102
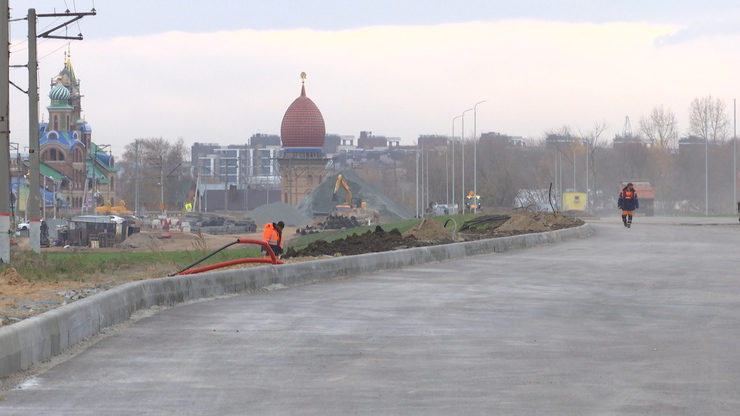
174, 238, 284, 276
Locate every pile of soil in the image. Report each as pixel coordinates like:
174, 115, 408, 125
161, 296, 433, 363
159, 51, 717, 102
1, 268, 26, 286
403, 218, 454, 241
283, 227, 436, 258
117, 232, 164, 250
320, 215, 362, 230
534, 212, 584, 230
497, 213, 549, 233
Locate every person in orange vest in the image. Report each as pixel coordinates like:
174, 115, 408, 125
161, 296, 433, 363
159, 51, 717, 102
618, 183, 639, 228
262, 221, 284, 257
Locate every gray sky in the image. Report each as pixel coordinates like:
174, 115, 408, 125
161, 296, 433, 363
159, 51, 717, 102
9, 0, 740, 156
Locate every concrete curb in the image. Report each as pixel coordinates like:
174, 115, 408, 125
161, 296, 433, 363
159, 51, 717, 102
0, 223, 593, 378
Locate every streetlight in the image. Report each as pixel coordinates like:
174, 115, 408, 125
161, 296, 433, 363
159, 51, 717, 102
473, 100, 486, 213
461, 108, 473, 211
705, 106, 709, 216
451, 114, 463, 211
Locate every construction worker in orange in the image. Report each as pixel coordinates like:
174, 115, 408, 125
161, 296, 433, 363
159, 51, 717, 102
618, 183, 639, 228
262, 221, 284, 258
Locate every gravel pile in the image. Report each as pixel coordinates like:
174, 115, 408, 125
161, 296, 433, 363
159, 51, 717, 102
297, 170, 413, 221
247, 202, 312, 227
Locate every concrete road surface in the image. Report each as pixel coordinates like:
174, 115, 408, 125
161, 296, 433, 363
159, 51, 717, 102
2, 217, 739, 415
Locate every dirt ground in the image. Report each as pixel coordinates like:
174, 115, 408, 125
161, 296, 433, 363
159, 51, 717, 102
1, 212, 583, 327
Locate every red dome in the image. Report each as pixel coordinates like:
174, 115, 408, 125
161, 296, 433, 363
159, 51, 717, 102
280, 84, 325, 148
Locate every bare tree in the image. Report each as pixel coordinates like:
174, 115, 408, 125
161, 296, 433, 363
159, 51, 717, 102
117, 138, 188, 213
639, 106, 678, 149
579, 121, 607, 207
688, 96, 730, 142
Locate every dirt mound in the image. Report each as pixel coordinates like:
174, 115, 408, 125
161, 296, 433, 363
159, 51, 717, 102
457, 211, 584, 239
0, 268, 26, 286
404, 218, 453, 241
283, 227, 436, 258
497, 213, 549, 233
536, 212, 584, 230
117, 232, 163, 250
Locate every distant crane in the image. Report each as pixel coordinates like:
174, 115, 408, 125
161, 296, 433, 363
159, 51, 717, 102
623, 116, 633, 137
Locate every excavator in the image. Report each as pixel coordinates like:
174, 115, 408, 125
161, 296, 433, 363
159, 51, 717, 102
332, 173, 353, 208
329, 173, 379, 225
96, 200, 132, 215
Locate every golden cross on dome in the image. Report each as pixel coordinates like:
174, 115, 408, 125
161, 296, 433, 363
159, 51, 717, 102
300, 72, 306, 83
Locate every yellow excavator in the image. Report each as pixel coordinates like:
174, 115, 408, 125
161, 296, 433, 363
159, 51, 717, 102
96, 200, 132, 215
330, 173, 378, 224
332, 174, 353, 207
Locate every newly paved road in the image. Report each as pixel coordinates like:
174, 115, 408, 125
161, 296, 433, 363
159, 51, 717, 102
2, 217, 739, 415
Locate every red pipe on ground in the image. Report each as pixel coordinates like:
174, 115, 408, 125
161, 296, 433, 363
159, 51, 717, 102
174, 238, 284, 276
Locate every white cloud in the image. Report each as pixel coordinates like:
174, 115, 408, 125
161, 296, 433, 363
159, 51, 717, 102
9, 19, 740, 157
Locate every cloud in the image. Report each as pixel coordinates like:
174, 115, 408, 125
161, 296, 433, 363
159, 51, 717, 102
656, 15, 740, 45
9, 19, 740, 158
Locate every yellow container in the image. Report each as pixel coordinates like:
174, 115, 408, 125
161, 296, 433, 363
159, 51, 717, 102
563, 192, 587, 211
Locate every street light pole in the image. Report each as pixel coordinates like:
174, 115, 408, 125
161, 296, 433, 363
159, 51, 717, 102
452, 115, 463, 212
473, 100, 486, 214
705, 106, 709, 216
445, 142, 449, 204
461, 108, 473, 211
415, 144, 419, 217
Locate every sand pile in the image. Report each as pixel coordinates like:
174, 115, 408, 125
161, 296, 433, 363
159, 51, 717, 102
496, 213, 549, 233
0, 268, 26, 286
117, 232, 163, 250
404, 219, 453, 241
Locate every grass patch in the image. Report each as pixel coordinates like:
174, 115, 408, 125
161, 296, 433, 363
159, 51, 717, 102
1, 247, 264, 283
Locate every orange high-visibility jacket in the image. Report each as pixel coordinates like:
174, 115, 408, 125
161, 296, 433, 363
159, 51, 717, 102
262, 223, 283, 248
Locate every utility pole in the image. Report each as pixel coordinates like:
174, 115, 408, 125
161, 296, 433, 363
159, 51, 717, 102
25, 7, 95, 254
0, 0, 11, 263
27, 8, 41, 253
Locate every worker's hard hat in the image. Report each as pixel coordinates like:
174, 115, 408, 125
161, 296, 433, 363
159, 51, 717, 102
627, 182, 633, 187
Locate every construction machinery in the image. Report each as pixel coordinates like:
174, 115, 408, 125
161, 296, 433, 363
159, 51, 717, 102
332, 174, 352, 207
96, 200, 132, 215
332, 173, 363, 210
464, 190, 482, 213
330, 173, 379, 224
